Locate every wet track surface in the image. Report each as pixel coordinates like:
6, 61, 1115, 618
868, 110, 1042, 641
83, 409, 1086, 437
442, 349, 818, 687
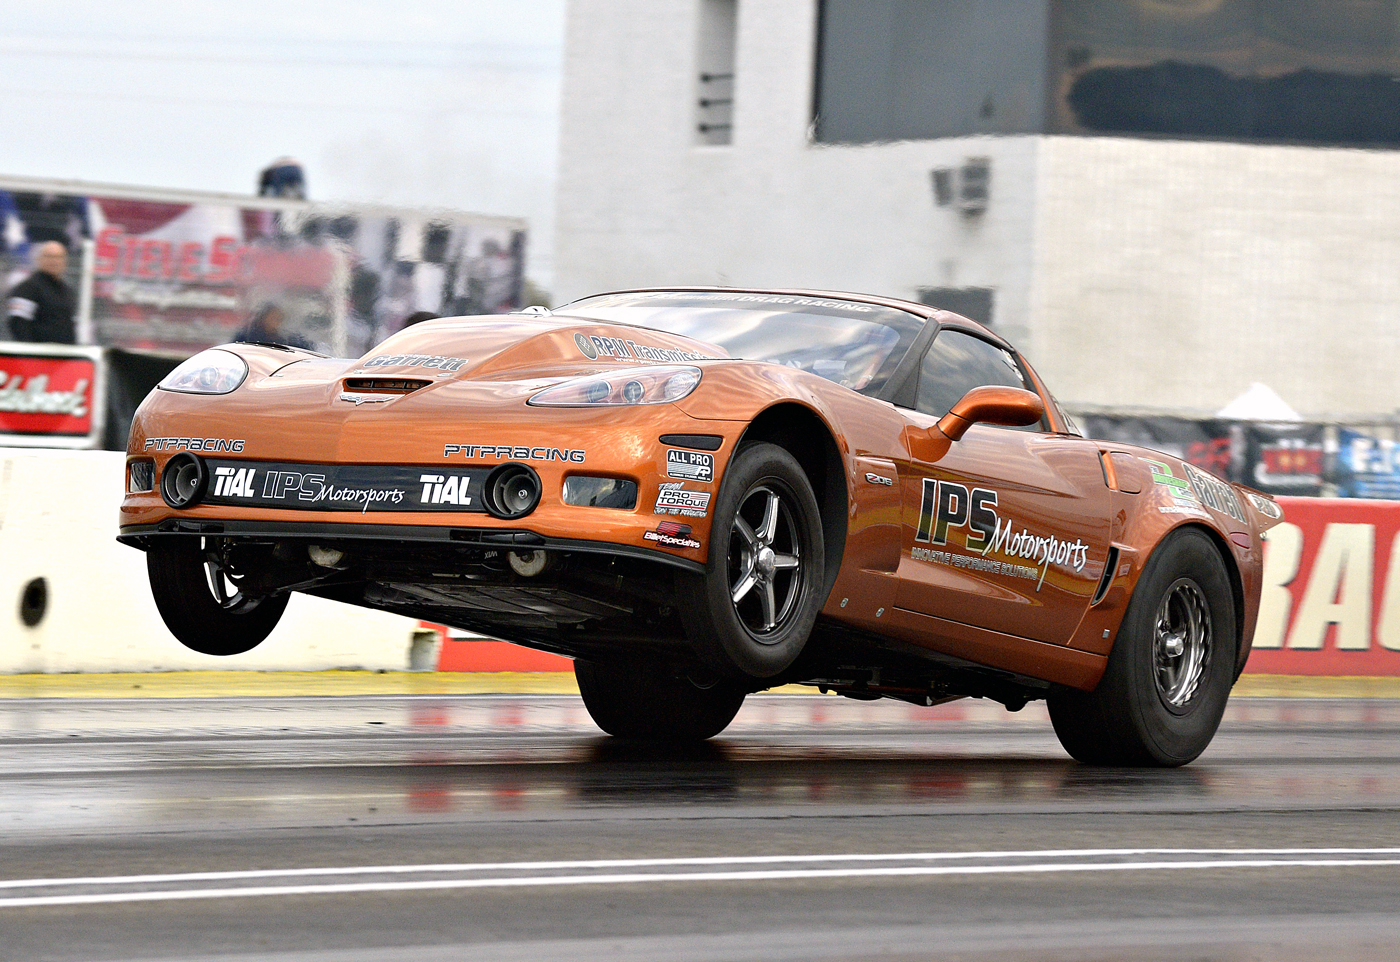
4, 693, 1400, 960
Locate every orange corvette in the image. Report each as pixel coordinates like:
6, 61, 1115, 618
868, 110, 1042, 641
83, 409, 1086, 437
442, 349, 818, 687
119, 289, 1282, 765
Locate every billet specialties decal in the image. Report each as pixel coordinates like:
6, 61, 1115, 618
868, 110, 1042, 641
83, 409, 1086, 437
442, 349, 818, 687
200, 459, 489, 514
145, 437, 245, 453
644, 520, 701, 550
444, 443, 585, 463
573, 332, 715, 364
911, 478, 1089, 592
655, 482, 711, 518
666, 448, 713, 482
361, 354, 467, 372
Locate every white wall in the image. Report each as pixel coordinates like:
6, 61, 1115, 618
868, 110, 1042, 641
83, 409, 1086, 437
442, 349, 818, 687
0, 449, 420, 673
555, 0, 1400, 420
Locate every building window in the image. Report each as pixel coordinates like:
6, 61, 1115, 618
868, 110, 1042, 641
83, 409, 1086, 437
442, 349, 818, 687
696, 0, 738, 145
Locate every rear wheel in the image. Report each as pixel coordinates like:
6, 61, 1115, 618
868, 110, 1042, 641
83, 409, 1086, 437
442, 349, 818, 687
1048, 528, 1237, 767
147, 538, 289, 656
681, 442, 824, 680
574, 659, 746, 741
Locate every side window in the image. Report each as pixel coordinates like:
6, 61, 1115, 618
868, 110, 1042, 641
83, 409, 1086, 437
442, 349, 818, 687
915, 329, 1037, 425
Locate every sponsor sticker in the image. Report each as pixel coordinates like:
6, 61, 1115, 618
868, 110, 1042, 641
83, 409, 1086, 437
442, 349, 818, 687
1183, 462, 1246, 523
655, 482, 711, 518
644, 520, 701, 550
573, 331, 715, 364
338, 393, 393, 406
666, 448, 714, 482
145, 437, 245, 453
444, 444, 585, 463
362, 354, 467, 371
912, 478, 1090, 591
0, 354, 96, 438
1145, 459, 1201, 510
200, 460, 488, 514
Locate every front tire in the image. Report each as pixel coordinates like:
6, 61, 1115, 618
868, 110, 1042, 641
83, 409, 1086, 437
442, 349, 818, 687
681, 442, 825, 680
1048, 528, 1237, 767
147, 538, 289, 656
574, 659, 746, 741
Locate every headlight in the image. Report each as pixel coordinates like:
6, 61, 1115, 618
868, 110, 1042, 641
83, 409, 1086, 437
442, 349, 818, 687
527, 366, 701, 407
158, 349, 249, 395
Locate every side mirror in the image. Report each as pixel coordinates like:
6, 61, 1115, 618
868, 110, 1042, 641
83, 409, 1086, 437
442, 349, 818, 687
936, 386, 1045, 441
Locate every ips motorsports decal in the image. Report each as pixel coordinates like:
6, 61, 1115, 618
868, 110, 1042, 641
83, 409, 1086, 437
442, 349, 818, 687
910, 478, 1089, 592
644, 520, 701, 550
655, 482, 711, 518
202, 460, 490, 513
666, 448, 713, 482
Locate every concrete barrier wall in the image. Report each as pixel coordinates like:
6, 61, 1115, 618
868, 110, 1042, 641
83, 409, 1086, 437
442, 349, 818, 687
0, 449, 420, 673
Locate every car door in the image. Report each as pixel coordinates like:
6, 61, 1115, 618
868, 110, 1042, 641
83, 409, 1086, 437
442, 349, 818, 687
893, 328, 1112, 647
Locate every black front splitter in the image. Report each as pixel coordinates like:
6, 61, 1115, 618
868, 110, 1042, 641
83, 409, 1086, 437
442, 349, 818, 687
117, 519, 705, 574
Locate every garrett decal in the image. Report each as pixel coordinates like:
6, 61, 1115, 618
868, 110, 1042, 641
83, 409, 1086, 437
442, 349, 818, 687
666, 448, 714, 482
1184, 462, 1246, 523
444, 444, 585, 463
362, 354, 467, 371
655, 482, 711, 517
913, 478, 1089, 591
644, 520, 701, 550
144, 437, 246, 453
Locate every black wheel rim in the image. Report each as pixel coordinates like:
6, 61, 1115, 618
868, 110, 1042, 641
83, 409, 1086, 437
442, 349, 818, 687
201, 540, 263, 614
727, 482, 803, 640
1154, 578, 1212, 711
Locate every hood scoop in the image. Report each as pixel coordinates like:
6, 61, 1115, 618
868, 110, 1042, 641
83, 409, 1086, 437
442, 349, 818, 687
343, 377, 433, 394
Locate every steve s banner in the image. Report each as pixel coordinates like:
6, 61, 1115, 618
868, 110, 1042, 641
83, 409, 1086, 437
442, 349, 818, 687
1246, 497, 1400, 675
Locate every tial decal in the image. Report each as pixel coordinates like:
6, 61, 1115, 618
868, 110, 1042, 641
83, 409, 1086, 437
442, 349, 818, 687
361, 354, 467, 371
444, 444, 585, 463
1184, 462, 1246, 524
912, 478, 1089, 591
573, 332, 714, 364
644, 520, 701, 550
212, 465, 257, 498
417, 474, 473, 506
666, 448, 714, 482
1145, 459, 1205, 516
655, 482, 711, 518
145, 437, 246, 453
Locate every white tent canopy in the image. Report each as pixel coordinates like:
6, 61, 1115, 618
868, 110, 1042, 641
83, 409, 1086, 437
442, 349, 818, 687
1216, 383, 1302, 422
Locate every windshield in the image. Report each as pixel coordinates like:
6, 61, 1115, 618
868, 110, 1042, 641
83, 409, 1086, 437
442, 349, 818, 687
558, 291, 925, 394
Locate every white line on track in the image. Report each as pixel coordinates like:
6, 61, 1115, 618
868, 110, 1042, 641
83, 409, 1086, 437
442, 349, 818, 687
4, 849, 1400, 909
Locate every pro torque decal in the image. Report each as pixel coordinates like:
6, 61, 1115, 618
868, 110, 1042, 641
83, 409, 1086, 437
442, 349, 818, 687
654, 482, 711, 517
912, 478, 1089, 591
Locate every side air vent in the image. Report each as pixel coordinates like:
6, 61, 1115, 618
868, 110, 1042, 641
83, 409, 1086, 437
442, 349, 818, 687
343, 377, 433, 393
1091, 545, 1121, 606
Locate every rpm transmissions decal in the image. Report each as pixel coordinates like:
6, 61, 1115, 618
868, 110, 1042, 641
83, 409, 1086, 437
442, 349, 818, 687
911, 478, 1088, 592
573, 332, 715, 363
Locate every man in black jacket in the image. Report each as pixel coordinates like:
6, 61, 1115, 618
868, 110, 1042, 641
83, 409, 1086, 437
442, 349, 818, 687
5, 242, 76, 344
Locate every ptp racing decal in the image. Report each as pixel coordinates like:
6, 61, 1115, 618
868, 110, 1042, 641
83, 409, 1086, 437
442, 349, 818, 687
1184, 462, 1246, 523
864, 472, 893, 486
145, 437, 245, 453
644, 521, 701, 550
200, 460, 489, 514
666, 448, 714, 482
444, 444, 585, 463
362, 354, 467, 371
655, 482, 710, 518
573, 332, 715, 364
913, 478, 1089, 591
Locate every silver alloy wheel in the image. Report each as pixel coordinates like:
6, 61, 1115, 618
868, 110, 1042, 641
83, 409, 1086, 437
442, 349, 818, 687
727, 483, 802, 638
1154, 578, 1212, 709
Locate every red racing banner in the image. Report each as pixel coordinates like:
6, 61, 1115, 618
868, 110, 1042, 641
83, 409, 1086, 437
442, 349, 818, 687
1246, 496, 1400, 675
0, 345, 105, 448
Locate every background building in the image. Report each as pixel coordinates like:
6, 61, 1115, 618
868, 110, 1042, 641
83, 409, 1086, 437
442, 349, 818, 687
555, 0, 1400, 420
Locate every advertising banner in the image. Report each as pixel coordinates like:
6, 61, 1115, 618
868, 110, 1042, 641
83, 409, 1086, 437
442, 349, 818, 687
0, 343, 105, 448
1245, 496, 1400, 675
1242, 422, 1326, 497
1078, 415, 1238, 480
1336, 429, 1400, 501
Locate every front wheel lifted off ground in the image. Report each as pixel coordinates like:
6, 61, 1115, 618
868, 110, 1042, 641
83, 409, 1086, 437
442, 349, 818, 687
147, 538, 289, 656
574, 659, 746, 741
681, 441, 825, 681
1048, 527, 1237, 767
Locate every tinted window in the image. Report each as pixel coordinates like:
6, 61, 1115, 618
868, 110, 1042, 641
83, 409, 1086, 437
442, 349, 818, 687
916, 329, 1030, 419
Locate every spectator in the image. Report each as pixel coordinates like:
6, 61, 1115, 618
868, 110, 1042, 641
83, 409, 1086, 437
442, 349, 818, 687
235, 303, 311, 349
258, 158, 307, 199
5, 241, 76, 344
402, 310, 440, 326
